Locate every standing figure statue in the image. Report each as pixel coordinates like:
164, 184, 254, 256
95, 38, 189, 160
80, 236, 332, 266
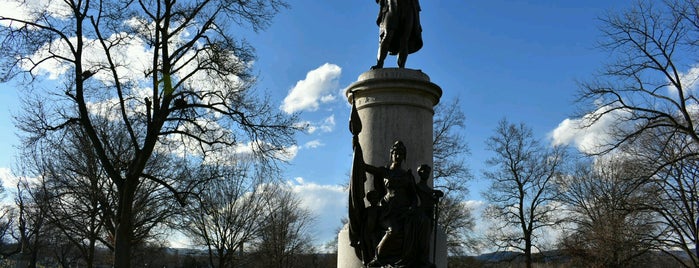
416, 164, 444, 265
359, 141, 433, 267
371, 0, 423, 69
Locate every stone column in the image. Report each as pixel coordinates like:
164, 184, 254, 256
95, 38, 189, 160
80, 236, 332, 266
347, 68, 441, 180
337, 68, 446, 268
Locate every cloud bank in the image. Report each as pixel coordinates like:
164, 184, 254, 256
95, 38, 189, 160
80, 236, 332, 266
550, 105, 630, 154
281, 63, 341, 114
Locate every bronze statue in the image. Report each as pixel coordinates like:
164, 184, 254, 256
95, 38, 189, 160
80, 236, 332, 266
347, 94, 435, 267
416, 164, 444, 264
416, 164, 435, 220
363, 141, 432, 267
349, 139, 434, 267
371, 0, 423, 69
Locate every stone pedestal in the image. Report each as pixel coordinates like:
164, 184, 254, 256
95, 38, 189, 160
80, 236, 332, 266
338, 68, 446, 268
338, 224, 447, 268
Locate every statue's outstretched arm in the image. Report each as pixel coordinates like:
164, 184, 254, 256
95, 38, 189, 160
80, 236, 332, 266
364, 163, 383, 176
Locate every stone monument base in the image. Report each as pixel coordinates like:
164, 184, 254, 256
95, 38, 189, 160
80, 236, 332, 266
337, 224, 448, 268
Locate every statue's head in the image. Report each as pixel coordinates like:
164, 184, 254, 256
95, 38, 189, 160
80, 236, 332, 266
417, 164, 431, 182
390, 140, 407, 163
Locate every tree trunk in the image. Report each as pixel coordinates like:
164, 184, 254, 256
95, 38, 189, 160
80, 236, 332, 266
114, 179, 137, 268
217, 248, 225, 268
114, 209, 133, 267
524, 234, 532, 268
28, 251, 38, 268
206, 246, 216, 268
87, 236, 95, 268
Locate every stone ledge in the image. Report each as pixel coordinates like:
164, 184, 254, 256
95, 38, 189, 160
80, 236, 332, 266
358, 68, 430, 81
345, 68, 442, 107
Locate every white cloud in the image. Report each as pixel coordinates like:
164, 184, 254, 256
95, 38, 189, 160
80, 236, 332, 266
550, 105, 630, 154
319, 115, 336, 132
288, 179, 346, 245
464, 199, 485, 211
0, 168, 36, 206
18, 31, 152, 83
0, 1, 29, 27
278, 145, 299, 161
670, 64, 699, 95
303, 139, 324, 149
232, 142, 298, 162
0, 168, 16, 193
160, 138, 299, 166
16, 14, 246, 122
0, 0, 73, 28
294, 114, 336, 134
309, 115, 336, 134
281, 63, 342, 114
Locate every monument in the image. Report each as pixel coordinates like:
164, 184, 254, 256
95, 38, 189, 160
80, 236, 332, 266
337, 1, 447, 266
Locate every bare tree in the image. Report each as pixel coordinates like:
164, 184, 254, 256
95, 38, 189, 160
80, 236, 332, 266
14, 177, 49, 268
14, 111, 192, 266
482, 119, 567, 268
0, 206, 17, 260
252, 184, 315, 268
0, 182, 18, 260
42, 224, 83, 268
577, 0, 699, 165
575, 1, 699, 265
0, 0, 295, 266
621, 127, 699, 267
437, 194, 476, 256
433, 98, 472, 193
179, 162, 271, 268
432, 97, 477, 255
557, 157, 660, 267
649, 155, 699, 267
15, 123, 112, 268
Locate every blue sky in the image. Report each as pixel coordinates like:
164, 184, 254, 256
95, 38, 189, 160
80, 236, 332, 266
0, 0, 636, 248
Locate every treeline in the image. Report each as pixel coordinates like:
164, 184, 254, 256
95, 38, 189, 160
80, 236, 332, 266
0, 145, 317, 268
0, 246, 336, 267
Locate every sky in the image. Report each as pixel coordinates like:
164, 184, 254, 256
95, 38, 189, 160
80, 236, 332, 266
0, 0, 640, 250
